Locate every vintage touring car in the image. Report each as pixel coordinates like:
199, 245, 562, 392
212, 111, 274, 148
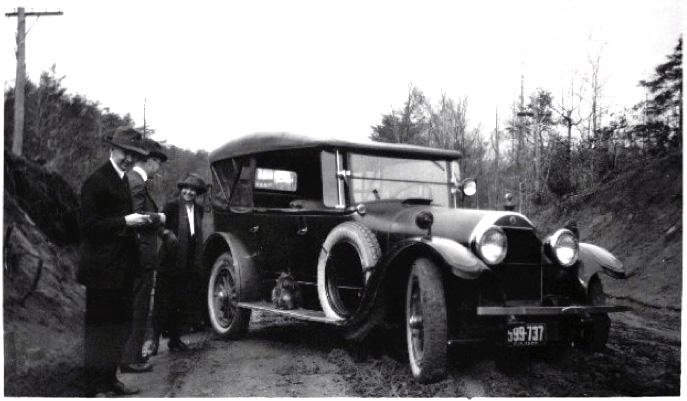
201, 132, 629, 383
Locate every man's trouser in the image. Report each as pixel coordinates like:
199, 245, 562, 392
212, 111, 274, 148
84, 286, 133, 394
121, 270, 154, 364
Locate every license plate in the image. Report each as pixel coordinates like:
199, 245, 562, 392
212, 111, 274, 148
506, 323, 546, 346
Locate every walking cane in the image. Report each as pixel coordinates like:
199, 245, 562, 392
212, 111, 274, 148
142, 270, 158, 358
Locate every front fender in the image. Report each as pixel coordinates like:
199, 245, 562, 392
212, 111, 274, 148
202, 232, 261, 302
577, 242, 628, 289
340, 236, 488, 340
415, 236, 490, 280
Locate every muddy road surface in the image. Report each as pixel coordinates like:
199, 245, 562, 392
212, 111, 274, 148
123, 308, 680, 397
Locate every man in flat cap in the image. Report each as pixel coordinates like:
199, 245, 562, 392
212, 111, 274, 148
78, 127, 153, 396
120, 138, 169, 374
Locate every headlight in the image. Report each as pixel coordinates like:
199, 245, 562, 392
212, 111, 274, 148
546, 229, 579, 267
462, 179, 477, 196
473, 226, 507, 265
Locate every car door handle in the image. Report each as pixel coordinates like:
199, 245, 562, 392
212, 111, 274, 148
249, 225, 260, 233
297, 227, 308, 235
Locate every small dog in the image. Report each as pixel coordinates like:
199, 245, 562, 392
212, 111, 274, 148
271, 272, 303, 310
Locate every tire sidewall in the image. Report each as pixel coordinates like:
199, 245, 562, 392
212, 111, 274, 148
317, 222, 381, 321
581, 276, 610, 351
207, 252, 250, 336
405, 257, 448, 383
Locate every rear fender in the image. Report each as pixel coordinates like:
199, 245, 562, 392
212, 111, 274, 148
202, 232, 261, 301
577, 242, 628, 289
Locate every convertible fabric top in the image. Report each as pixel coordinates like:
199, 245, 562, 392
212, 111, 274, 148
209, 132, 463, 163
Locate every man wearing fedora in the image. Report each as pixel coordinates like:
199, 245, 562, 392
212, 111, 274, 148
153, 173, 207, 352
120, 138, 169, 374
78, 126, 152, 396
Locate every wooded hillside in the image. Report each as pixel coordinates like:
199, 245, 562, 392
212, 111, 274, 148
3, 68, 209, 205
370, 38, 682, 212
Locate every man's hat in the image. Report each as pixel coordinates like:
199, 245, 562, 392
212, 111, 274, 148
177, 173, 207, 194
142, 138, 168, 162
104, 126, 147, 156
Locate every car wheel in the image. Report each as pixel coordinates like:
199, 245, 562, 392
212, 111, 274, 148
317, 222, 381, 321
579, 277, 610, 352
405, 258, 447, 383
207, 252, 251, 339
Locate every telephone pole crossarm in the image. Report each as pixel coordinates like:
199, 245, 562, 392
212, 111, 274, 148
5, 11, 63, 17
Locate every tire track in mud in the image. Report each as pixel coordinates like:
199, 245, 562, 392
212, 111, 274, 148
166, 314, 351, 397
163, 332, 213, 397
326, 316, 679, 397
125, 311, 678, 397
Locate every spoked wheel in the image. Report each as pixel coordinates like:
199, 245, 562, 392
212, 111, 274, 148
207, 252, 251, 339
405, 258, 447, 383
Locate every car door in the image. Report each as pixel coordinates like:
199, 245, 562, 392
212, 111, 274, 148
250, 209, 298, 277
288, 149, 348, 284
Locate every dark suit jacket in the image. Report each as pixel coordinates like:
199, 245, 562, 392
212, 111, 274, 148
158, 199, 204, 275
78, 161, 138, 289
127, 169, 163, 271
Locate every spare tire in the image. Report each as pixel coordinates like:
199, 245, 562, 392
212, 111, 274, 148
317, 222, 381, 321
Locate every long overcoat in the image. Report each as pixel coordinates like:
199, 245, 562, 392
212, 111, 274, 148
78, 161, 138, 289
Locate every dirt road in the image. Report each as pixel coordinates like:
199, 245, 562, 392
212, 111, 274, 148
122, 306, 680, 397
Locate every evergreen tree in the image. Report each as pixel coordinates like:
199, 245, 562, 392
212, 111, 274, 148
636, 37, 682, 150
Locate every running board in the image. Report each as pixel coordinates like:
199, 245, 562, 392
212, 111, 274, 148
238, 301, 344, 325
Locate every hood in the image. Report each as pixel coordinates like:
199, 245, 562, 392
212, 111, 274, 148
362, 201, 536, 246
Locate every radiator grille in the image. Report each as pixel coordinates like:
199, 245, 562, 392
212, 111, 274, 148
497, 226, 541, 301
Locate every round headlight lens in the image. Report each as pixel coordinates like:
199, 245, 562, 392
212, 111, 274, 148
551, 229, 578, 267
476, 227, 507, 265
462, 179, 477, 196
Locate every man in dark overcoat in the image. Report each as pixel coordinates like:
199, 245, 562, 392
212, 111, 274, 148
153, 173, 206, 352
78, 127, 153, 396
120, 138, 168, 373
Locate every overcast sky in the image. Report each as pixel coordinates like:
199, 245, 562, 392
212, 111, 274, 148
2, 0, 683, 152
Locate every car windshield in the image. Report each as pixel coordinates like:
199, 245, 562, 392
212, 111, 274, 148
349, 153, 453, 207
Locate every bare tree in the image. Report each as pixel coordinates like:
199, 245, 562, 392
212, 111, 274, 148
555, 73, 585, 181
583, 42, 609, 147
490, 107, 502, 208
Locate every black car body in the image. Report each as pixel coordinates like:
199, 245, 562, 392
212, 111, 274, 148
201, 132, 630, 383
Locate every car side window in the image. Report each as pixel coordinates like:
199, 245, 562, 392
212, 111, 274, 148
321, 151, 338, 208
253, 149, 324, 210
211, 157, 254, 210
210, 164, 230, 210
230, 158, 254, 209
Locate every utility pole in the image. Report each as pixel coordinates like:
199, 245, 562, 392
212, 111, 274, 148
5, 7, 63, 156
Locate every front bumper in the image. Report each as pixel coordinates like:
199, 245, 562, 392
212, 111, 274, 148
476, 305, 631, 316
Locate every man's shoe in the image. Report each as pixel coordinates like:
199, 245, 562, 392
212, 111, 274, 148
168, 340, 190, 352
110, 380, 140, 395
120, 362, 153, 373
